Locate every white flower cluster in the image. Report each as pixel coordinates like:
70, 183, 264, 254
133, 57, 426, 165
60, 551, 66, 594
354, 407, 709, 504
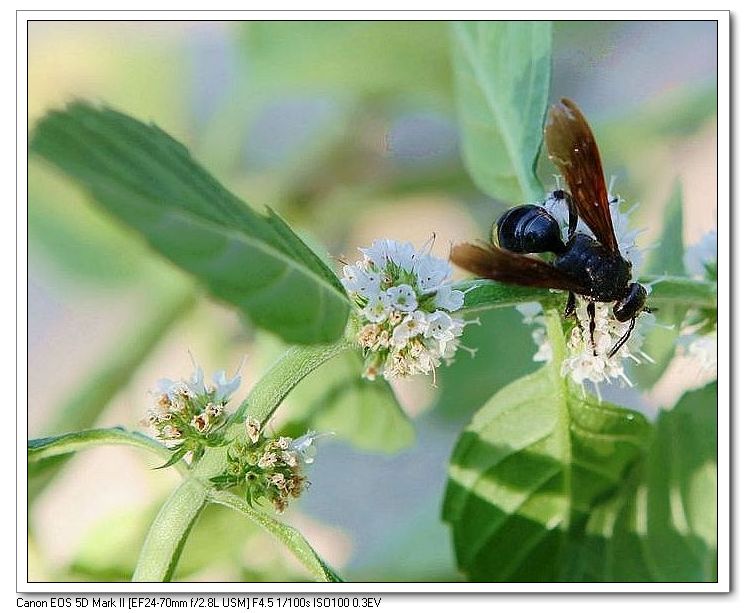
341, 239, 474, 381
236, 419, 330, 513
524, 294, 654, 393
560, 297, 654, 390
145, 355, 243, 444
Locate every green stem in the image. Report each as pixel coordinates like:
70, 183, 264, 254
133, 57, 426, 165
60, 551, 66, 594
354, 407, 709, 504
235, 337, 353, 425
131, 478, 208, 582
28, 427, 189, 477
208, 490, 343, 582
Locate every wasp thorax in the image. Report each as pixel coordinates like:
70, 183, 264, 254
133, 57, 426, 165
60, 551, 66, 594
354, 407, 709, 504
493, 204, 565, 255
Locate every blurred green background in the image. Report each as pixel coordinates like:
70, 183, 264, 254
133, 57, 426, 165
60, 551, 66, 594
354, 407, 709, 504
28, 20, 716, 581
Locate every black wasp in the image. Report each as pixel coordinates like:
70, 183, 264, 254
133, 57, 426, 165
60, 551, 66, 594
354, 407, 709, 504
451, 98, 650, 358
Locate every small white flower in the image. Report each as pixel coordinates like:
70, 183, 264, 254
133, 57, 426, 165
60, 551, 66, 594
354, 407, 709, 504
387, 241, 418, 272
415, 255, 451, 292
360, 239, 417, 271
269, 473, 286, 488
341, 264, 382, 299
186, 353, 207, 396
212, 369, 241, 402
155, 378, 195, 400
362, 292, 393, 323
391, 310, 429, 348
425, 311, 459, 341
245, 418, 261, 444
281, 450, 299, 468
386, 284, 418, 312
258, 451, 278, 469
433, 286, 465, 312
289, 431, 331, 465
161, 424, 183, 440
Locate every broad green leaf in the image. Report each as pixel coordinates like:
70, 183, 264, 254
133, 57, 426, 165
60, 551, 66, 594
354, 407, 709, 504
450, 21, 551, 203
442, 311, 651, 581
27, 427, 188, 477
30, 102, 350, 345
637, 181, 686, 388
282, 351, 414, 453
209, 490, 343, 582
585, 383, 717, 581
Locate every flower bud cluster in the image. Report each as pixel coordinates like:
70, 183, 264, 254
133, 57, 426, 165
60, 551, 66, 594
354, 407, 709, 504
341, 239, 475, 381
211, 419, 325, 513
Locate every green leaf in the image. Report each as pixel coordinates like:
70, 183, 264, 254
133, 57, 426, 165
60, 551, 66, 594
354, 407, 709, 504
30, 102, 350, 345
284, 351, 414, 453
636, 181, 686, 389
28, 427, 188, 477
209, 490, 343, 582
457, 276, 715, 316
450, 21, 552, 203
442, 311, 652, 581
585, 383, 717, 581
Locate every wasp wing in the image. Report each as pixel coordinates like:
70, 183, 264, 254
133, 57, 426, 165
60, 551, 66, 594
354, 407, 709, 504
545, 98, 619, 253
450, 242, 589, 294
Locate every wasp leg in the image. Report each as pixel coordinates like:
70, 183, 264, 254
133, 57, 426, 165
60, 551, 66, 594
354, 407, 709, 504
564, 292, 577, 319
566, 193, 579, 238
587, 302, 597, 356
609, 317, 636, 358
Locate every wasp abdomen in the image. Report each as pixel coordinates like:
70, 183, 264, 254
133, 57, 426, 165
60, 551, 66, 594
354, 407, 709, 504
493, 204, 565, 255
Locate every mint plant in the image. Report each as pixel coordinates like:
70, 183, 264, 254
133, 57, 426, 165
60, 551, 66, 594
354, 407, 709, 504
27, 21, 717, 583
